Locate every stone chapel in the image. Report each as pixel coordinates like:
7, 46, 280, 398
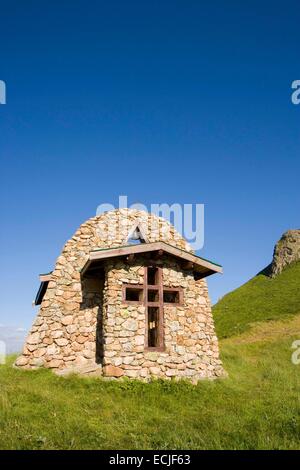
15, 209, 225, 382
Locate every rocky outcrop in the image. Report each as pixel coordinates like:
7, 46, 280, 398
270, 230, 300, 277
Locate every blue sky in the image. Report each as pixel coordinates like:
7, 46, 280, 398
0, 1, 299, 342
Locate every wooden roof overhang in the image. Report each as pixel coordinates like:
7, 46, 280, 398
34, 243, 222, 305
34, 273, 52, 305
81, 241, 222, 280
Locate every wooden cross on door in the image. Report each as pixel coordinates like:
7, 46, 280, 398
123, 266, 183, 350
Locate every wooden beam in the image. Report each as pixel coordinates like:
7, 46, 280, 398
39, 273, 52, 282
182, 261, 194, 270
87, 241, 222, 277
126, 254, 135, 265
80, 259, 92, 277
154, 249, 164, 259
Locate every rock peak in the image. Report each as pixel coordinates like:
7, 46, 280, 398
270, 229, 300, 277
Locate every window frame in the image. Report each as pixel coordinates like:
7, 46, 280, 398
163, 287, 183, 305
122, 284, 144, 304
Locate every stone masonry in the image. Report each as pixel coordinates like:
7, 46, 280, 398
15, 209, 225, 382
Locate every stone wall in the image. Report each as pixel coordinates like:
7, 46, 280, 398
102, 257, 223, 381
15, 209, 225, 381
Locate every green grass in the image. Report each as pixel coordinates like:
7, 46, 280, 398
1, 262, 300, 450
1, 315, 300, 449
213, 261, 300, 338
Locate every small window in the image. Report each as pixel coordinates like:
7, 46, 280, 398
127, 236, 143, 245
125, 287, 143, 302
127, 225, 146, 244
147, 267, 158, 285
148, 289, 159, 302
163, 290, 180, 304
148, 307, 159, 347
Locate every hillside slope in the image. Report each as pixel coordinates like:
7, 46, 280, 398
1, 314, 300, 450
213, 261, 300, 338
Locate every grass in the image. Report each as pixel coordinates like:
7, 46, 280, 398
213, 261, 300, 338
1, 262, 299, 450
1, 314, 300, 449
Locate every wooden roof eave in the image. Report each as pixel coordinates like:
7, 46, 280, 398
39, 273, 52, 282
81, 242, 222, 278
34, 273, 52, 306
34, 280, 49, 306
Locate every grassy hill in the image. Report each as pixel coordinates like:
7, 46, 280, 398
1, 261, 299, 449
213, 261, 300, 338
1, 313, 300, 450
